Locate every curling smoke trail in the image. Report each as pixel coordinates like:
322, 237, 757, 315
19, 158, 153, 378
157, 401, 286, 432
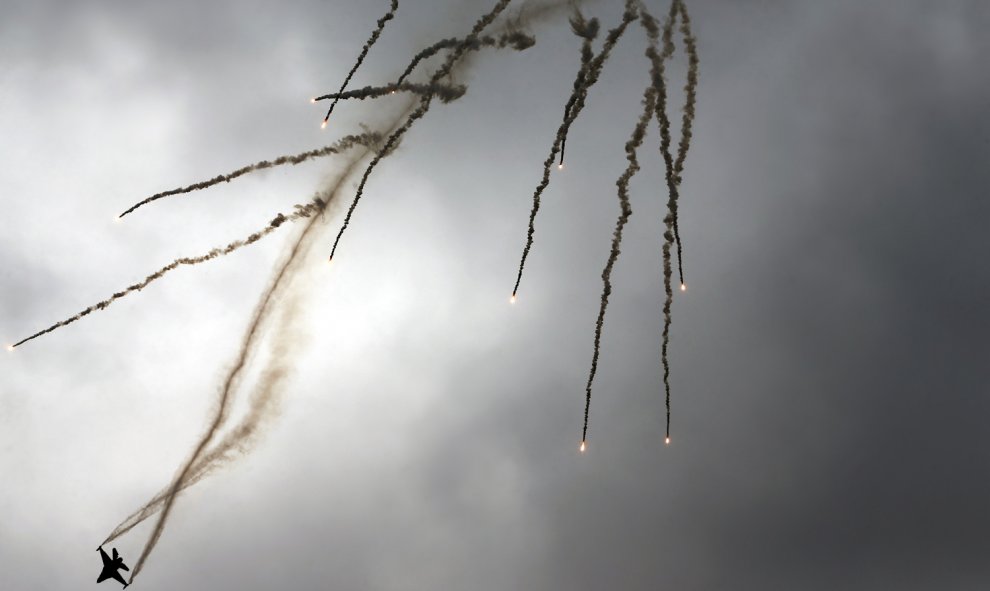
122, 125, 397, 584
511, 1, 640, 300
671, 0, 699, 288
329, 0, 517, 261
117, 132, 381, 218
395, 31, 535, 86
559, 9, 599, 167
582, 83, 657, 446
10, 202, 328, 350
322, 0, 399, 125
314, 81, 467, 104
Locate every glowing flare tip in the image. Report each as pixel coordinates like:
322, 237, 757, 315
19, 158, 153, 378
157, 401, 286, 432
5, 344, 13, 352
557, 163, 564, 170
665, 436, 671, 445
579, 441, 586, 453
310, 97, 316, 104
509, 294, 516, 304
320, 120, 328, 130
680, 283, 686, 292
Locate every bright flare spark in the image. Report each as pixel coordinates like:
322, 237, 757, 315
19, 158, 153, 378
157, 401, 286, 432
664, 436, 671, 445
557, 163, 564, 170
327, 257, 333, 265
579, 441, 586, 453
321, 120, 328, 130
680, 283, 686, 292
5, 344, 13, 352
310, 97, 317, 104
113, 216, 122, 224
510, 294, 517, 304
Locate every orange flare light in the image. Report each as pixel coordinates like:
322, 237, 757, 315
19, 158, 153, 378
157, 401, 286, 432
557, 163, 564, 170
310, 97, 316, 104
510, 294, 516, 304
321, 120, 328, 129
665, 436, 671, 445
680, 283, 686, 292
579, 441, 586, 453
6, 344, 14, 352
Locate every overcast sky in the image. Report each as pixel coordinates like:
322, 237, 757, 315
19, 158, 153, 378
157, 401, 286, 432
2, 1, 989, 589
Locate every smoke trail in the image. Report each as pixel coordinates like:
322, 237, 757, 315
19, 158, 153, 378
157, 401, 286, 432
329, 0, 517, 261
581, 82, 657, 446
510, 1, 639, 300
10, 201, 329, 350
117, 132, 381, 218
395, 31, 535, 86
671, 0, 699, 288
315, 81, 468, 104
322, 0, 399, 125
123, 129, 391, 583
559, 9, 600, 167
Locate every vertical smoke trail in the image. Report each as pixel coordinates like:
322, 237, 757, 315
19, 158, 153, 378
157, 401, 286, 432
329, 0, 515, 261
322, 0, 400, 126
117, 132, 381, 218
559, 9, 600, 167
582, 82, 657, 446
511, 1, 640, 300
671, 0, 699, 288
11, 203, 324, 349
124, 134, 387, 584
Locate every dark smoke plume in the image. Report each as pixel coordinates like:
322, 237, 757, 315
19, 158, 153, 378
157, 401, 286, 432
117, 132, 381, 218
510, 1, 640, 300
329, 0, 517, 261
582, 83, 657, 445
671, 0, 699, 288
395, 31, 535, 86
322, 0, 399, 124
559, 9, 599, 167
11, 201, 329, 350
315, 81, 467, 104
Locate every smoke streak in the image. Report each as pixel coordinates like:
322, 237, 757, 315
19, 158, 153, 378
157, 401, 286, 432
329, 0, 516, 261
511, 1, 639, 299
395, 31, 535, 86
123, 128, 391, 584
117, 132, 381, 218
11, 201, 329, 350
671, 0, 699, 288
315, 81, 468, 104
322, 0, 399, 125
559, 9, 600, 167
582, 83, 657, 445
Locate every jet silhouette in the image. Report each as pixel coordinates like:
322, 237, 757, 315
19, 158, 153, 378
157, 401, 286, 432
96, 546, 129, 588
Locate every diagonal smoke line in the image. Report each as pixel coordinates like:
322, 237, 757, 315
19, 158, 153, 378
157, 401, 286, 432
559, 8, 600, 167
322, 0, 400, 125
582, 81, 657, 446
11, 201, 327, 350
510, 0, 640, 300
117, 132, 381, 218
395, 31, 535, 86
328, 0, 517, 261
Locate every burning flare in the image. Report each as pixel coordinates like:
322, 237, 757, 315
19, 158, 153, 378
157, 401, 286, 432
510, 294, 517, 304
579, 440, 586, 453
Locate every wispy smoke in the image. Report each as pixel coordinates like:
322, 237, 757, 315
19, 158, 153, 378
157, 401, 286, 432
117, 132, 381, 218
123, 134, 387, 584
559, 9, 600, 166
11, 201, 327, 350
322, 0, 400, 124
672, 0, 699, 289
329, 0, 517, 261
510, 1, 640, 300
396, 31, 535, 86
582, 83, 657, 445
315, 81, 468, 104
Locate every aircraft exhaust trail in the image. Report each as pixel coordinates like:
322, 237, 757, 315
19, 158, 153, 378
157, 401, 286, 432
328, 0, 518, 261
322, 0, 399, 125
10, 200, 332, 350
123, 126, 396, 584
117, 132, 381, 218
582, 81, 657, 447
510, 1, 640, 301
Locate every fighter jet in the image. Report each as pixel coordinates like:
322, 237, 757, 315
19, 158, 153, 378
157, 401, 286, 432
96, 546, 130, 588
